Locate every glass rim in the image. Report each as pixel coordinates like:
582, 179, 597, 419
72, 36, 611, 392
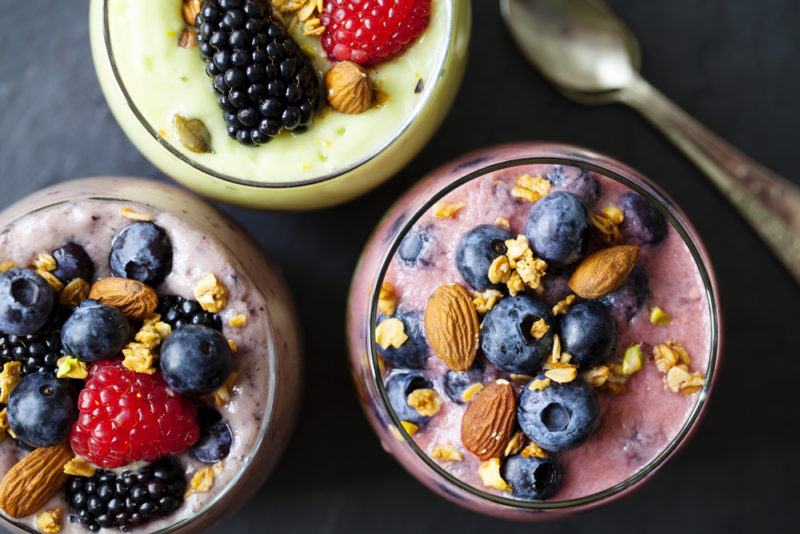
365, 151, 721, 511
0, 194, 280, 533
100, 0, 461, 190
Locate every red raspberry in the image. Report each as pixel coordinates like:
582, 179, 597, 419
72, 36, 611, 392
320, 0, 431, 66
70, 360, 200, 469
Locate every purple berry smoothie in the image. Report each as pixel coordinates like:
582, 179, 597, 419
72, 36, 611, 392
347, 143, 721, 519
0, 178, 301, 533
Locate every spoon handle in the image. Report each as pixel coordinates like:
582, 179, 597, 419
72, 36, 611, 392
619, 76, 800, 283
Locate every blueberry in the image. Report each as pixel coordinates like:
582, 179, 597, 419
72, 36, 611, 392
61, 300, 132, 362
160, 325, 232, 395
109, 222, 173, 286
525, 192, 589, 266
599, 265, 649, 322
480, 295, 554, 373
0, 269, 55, 335
385, 370, 433, 426
455, 225, 512, 290
502, 454, 563, 500
191, 408, 233, 464
518, 375, 599, 451
7, 372, 78, 447
51, 243, 94, 284
443, 364, 484, 404
560, 302, 616, 368
398, 228, 433, 266
546, 165, 600, 205
376, 311, 427, 369
618, 192, 668, 245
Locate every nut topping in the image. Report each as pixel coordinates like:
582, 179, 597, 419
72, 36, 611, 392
325, 61, 373, 114
0, 443, 72, 518
182, 0, 201, 26
461, 380, 517, 461
424, 283, 480, 372
89, 278, 158, 321
568, 245, 639, 299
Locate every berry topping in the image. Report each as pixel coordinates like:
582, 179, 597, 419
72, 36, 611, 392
109, 222, 173, 286
7, 372, 78, 448
159, 325, 232, 396
385, 369, 433, 426
0, 305, 71, 375
60, 300, 132, 363
455, 225, 513, 290
546, 165, 600, 205
480, 295, 554, 374
0, 269, 55, 336
525, 191, 589, 266
191, 408, 233, 464
51, 242, 95, 284
560, 301, 616, 368
398, 228, 433, 266
70, 360, 200, 469
443, 364, 485, 404
376, 310, 427, 369
66, 458, 186, 531
618, 192, 668, 245
157, 295, 223, 332
599, 265, 650, 322
320, 0, 432, 66
502, 454, 563, 500
196, 0, 321, 145
518, 375, 599, 452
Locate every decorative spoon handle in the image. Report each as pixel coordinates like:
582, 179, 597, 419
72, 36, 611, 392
619, 75, 800, 283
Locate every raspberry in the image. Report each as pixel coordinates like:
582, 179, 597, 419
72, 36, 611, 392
320, 0, 431, 66
70, 360, 200, 469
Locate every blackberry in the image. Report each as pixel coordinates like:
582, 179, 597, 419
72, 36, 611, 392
195, 0, 322, 145
0, 306, 70, 376
158, 296, 223, 332
66, 459, 186, 532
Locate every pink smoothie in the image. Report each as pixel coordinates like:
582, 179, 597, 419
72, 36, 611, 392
0, 179, 301, 533
347, 143, 720, 519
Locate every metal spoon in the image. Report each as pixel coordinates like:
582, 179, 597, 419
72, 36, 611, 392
501, 0, 800, 283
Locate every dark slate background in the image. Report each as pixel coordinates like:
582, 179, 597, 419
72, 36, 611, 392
2, 1, 799, 532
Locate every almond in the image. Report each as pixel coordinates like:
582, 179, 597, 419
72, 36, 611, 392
0, 443, 72, 518
461, 380, 517, 460
424, 283, 479, 372
568, 245, 639, 299
89, 278, 158, 321
325, 61, 372, 114
182, 0, 201, 26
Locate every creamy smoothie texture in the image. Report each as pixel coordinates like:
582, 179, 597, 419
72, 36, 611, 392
365, 160, 712, 502
104, 0, 451, 183
0, 190, 289, 533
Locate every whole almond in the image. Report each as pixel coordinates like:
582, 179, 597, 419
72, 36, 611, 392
461, 380, 517, 460
89, 278, 158, 321
0, 443, 72, 518
568, 245, 639, 299
325, 61, 373, 114
424, 283, 479, 372
182, 0, 201, 26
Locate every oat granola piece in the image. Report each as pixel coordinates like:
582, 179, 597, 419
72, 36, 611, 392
431, 444, 463, 462
375, 317, 408, 350
652, 340, 691, 374
504, 431, 528, 457
460, 382, 484, 402
378, 282, 398, 316
35, 508, 62, 534
511, 174, 552, 203
0, 362, 22, 404
478, 458, 512, 492
551, 294, 576, 316
229, 314, 248, 328
582, 365, 610, 387
194, 273, 229, 313
544, 366, 578, 384
63, 456, 96, 477
407, 388, 442, 417
59, 278, 90, 307
488, 255, 512, 285
210, 372, 239, 407
33, 252, 57, 272
529, 318, 550, 340
528, 378, 551, 391
37, 270, 64, 293
0, 261, 15, 273
185, 467, 215, 498
433, 201, 466, 219
120, 207, 154, 222
494, 217, 511, 230
472, 289, 503, 314
590, 205, 624, 243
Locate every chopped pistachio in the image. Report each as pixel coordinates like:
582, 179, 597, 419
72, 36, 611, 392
650, 306, 671, 325
621, 344, 644, 376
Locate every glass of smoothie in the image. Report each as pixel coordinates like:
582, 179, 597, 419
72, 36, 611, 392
347, 142, 722, 519
0, 177, 301, 533
89, 0, 470, 210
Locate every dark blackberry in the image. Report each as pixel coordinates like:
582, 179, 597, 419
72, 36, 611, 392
196, 0, 322, 146
0, 306, 70, 376
158, 296, 223, 332
66, 458, 186, 532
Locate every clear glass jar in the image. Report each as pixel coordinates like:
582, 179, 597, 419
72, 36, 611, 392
89, 0, 471, 210
0, 178, 301, 533
347, 142, 722, 519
